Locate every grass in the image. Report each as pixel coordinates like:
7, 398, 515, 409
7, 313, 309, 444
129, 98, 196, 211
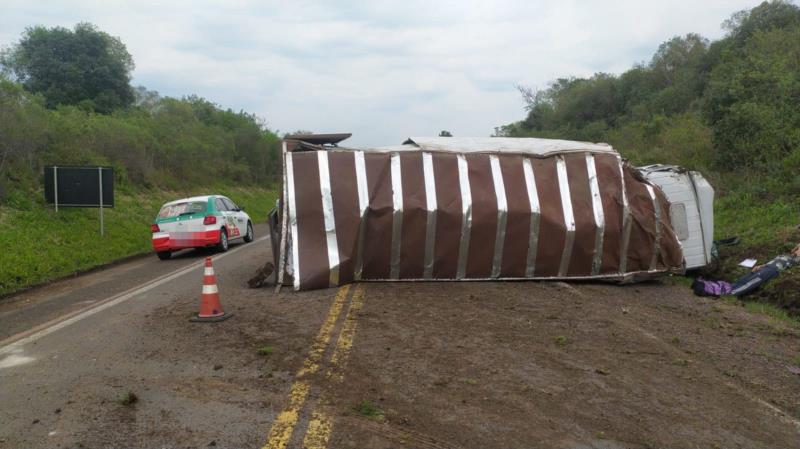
744, 302, 794, 323
353, 400, 384, 421
0, 185, 277, 296
257, 346, 274, 356
554, 335, 568, 346
715, 194, 799, 250
793, 356, 800, 367
711, 192, 800, 318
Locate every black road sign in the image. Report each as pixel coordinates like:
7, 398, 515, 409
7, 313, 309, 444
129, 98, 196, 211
44, 166, 114, 208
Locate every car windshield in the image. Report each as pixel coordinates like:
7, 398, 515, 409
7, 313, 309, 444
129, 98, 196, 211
158, 201, 207, 218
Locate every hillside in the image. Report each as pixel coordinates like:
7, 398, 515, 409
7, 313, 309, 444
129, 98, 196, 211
0, 24, 281, 296
499, 0, 800, 313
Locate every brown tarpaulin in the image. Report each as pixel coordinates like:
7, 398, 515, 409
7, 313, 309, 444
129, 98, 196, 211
275, 141, 683, 291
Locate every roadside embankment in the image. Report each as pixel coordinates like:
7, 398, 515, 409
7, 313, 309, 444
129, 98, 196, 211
0, 186, 276, 296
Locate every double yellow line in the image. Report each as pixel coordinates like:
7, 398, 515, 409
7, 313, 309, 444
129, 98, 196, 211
263, 284, 366, 449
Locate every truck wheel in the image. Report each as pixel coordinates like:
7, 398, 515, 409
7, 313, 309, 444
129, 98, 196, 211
217, 228, 229, 252
157, 251, 171, 260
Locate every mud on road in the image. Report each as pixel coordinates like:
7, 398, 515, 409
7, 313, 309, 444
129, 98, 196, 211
1, 244, 800, 448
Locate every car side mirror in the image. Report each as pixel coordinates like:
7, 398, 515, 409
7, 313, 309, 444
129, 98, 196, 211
239, 206, 245, 212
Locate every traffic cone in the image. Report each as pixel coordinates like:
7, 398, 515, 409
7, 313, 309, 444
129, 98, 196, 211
190, 257, 232, 322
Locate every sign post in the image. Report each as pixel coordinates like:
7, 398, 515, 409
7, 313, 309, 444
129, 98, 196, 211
53, 166, 59, 213
98, 167, 104, 236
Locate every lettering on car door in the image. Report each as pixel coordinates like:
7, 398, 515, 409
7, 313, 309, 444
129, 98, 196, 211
215, 198, 239, 237
222, 197, 243, 237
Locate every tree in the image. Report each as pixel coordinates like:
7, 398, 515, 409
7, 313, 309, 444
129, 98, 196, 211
723, 0, 800, 47
438, 130, 453, 137
0, 22, 135, 113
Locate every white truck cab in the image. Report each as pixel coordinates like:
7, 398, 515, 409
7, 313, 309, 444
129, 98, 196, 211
638, 165, 714, 270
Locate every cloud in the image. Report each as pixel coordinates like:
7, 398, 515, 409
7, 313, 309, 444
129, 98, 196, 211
1, 0, 758, 146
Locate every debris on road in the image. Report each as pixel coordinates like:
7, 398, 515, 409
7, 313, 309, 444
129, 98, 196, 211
257, 346, 274, 356
118, 391, 138, 406
247, 261, 275, 288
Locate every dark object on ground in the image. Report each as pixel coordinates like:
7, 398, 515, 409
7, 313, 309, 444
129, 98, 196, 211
730, 265, 780, 296
692, 278, 732, 297
714, 236, 740, 246
693, 268, 779, 298
694, 247, 800, 297
119, 391, 138, 406
732, 250, 800, 296
248, 262, 275, 288
707, 236, 740, 274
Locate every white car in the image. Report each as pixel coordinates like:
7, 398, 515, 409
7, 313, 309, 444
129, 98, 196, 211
151, 195, 254, 260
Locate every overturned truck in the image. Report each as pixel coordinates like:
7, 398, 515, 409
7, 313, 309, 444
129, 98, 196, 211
269, 135, 689, 291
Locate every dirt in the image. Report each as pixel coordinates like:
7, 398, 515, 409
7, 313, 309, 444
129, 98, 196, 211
317, 281, 800, 449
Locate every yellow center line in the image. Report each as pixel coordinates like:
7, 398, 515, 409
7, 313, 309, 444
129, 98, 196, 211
297, 283, 351, 377
263, 380, 310, 449
327, 284, 366, 380
302, 410, 334, 449
262, 284, 351, 449
302, 284, 367, 449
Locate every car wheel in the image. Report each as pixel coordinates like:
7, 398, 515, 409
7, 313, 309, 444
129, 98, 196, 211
157, 251, 171, 260
244, 222, 254, 243
217, 228, 229, 252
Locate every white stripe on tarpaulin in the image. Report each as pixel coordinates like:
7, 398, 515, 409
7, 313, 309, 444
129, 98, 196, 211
389, 153, 404, 279
276, 141, 290, 290
586, 154, 605, 276
456, 154, 472, 279
202, 284, 218, 295
617, 156, 632, 274
489, 155, 507, 278
317, 151, 341, 287
522, 158, 541, 277
646, 184, 662, 271
556, 156, 575, 277
422, 152, 438, 279
353, 151, 369, 281
522, 158, 542, 277
286, 152, 301, 290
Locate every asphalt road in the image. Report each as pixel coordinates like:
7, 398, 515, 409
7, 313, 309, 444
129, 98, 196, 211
0, 223, 277, 447
0, 223, 270, 343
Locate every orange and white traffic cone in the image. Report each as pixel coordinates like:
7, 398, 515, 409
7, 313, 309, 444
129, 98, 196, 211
190, 257, 232, 322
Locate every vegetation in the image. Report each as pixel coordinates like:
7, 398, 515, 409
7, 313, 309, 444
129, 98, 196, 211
0, 186, 276, 296
353, 400, 385, 421
1, 23, 135, 113
257, 346, 275, 356
0, 78, 281, 196
500, 1, 800, 313
118, 391, 138, 406
0, 23, 280, 296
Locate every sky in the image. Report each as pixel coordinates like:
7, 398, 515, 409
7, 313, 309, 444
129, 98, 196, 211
1, 0, 759, 147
